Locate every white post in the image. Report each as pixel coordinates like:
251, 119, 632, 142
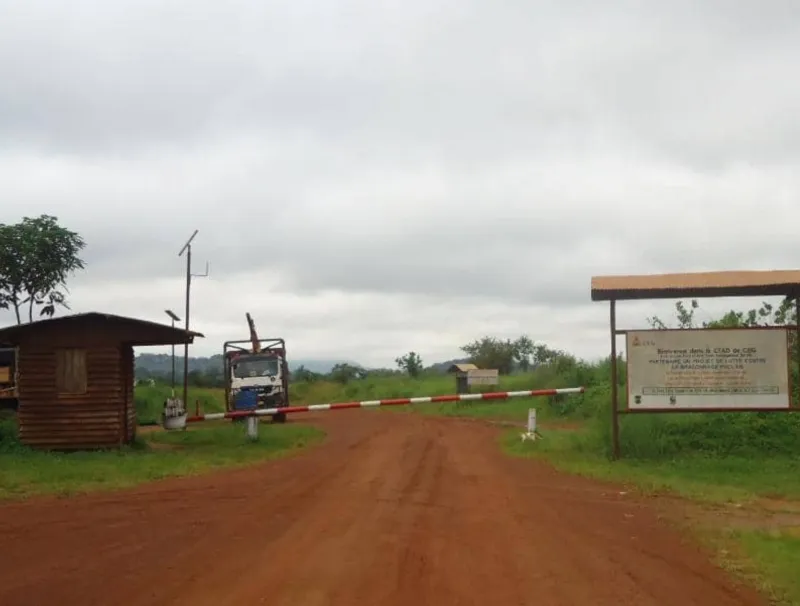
521, 408, 538, 441
246, 416, 259, 441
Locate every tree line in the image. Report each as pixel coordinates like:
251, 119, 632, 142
177, 297, 800, 387
140, 335, 578, 388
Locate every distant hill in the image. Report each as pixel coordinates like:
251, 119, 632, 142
134, 352, 352, 378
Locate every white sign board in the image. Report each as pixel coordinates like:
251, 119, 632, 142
467, 369, 499, 386
626, 328, 790, 410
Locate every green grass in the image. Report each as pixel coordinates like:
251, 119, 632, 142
727, 529, 800, 605
0, 416, 324, 500
503, 426, 800, 503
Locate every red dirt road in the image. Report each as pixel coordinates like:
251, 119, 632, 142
0, 412, 766, 606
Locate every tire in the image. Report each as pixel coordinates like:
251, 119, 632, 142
272, 411, 287, 424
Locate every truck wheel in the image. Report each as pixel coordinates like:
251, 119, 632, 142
272, 411, 287, 424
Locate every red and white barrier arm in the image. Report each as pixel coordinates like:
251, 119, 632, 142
186, 386, 585, 423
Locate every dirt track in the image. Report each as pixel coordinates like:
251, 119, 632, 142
0, 412, 767, 605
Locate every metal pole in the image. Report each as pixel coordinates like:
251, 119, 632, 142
171, 318, 176, 392
177, 230, 207, 409
610, 299, 620, 460
178, 229, 198, 409
183, 243, 191, 409
795, 296, 799, 406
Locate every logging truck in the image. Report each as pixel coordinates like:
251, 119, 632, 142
223, 313, 290, 423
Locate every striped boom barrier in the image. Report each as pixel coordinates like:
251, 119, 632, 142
184, 386, 585, 424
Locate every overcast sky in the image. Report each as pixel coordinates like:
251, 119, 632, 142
1, 0, 799, 367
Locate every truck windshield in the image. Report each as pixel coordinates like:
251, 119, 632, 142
232, 357, 280, 378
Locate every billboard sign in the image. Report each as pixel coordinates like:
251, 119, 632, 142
626, 328, 790, 410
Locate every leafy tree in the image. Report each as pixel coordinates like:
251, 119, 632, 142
460, 336, 528, 374
328, 362, 367, 384
292, 365, 322, 382
647, 299, 698, 329
460, 334, 575, 375
460, 336, 512, 373
648, 298, 795, 331
0, 223, 23, 322
0, 215, 86, 324
395, 351, 423, 377
648, 297, 799, 382
531, 342, 567, 366
513, 335, 535, 371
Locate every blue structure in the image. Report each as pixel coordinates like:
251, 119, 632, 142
234, 388, 259, 410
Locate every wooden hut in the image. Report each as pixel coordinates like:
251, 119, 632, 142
446, 363, 499, 394
0, 313, 203, 450
447, 363, 479, 394
446, 363, 479, 374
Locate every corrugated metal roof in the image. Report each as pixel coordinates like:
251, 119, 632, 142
591, 269, 800, 301
0, 312, 204, 346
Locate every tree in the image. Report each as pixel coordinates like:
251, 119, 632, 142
648, 297, 799, 365
292, 365, 322, 382
0, 215, 86, 323
647, 299, 698, 330
460, 335, 531, 374
395, 351, 424, 377
648, 298, 794, 331
459, 334, 575, 375
514, 335, 535, 371
328, 362, 367, 384
0, 223, 23, 323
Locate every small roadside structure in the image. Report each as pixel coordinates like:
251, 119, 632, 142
447, 363, 499, 394
0, 313, 203, 450
446, 363, 479, 374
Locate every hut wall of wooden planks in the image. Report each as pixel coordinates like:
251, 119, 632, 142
0, 313, 203, 450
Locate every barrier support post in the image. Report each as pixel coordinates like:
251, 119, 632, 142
520, 408, 540, 441
246, 416, 259, 441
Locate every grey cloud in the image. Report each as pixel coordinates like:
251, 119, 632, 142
8, 145, 799, 311
4, 0, 798, 167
